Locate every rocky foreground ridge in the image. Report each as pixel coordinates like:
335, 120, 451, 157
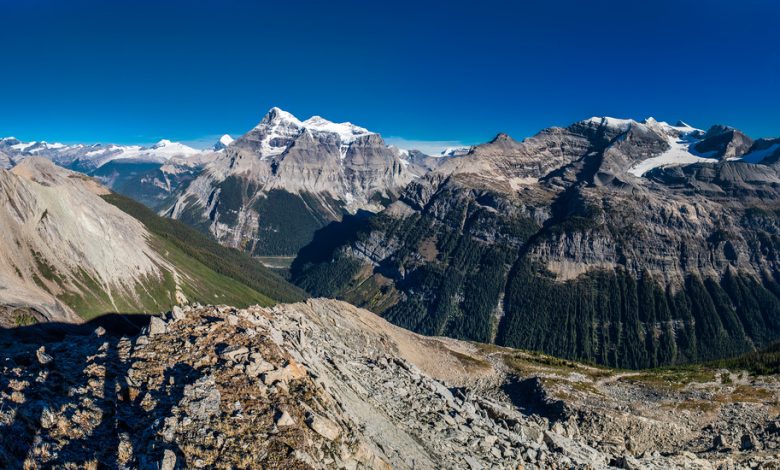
1, 298, 779, 469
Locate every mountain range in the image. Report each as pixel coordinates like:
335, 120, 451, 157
0, 135, 228, 210
4, 110, 780, 468
291, 116, 780, 368
5, 111, 780, 370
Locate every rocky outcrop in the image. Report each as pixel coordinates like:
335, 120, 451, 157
694, 125, 754, 161
2, 298, 778, 468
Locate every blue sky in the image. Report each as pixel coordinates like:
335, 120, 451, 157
1, 0, 778, 151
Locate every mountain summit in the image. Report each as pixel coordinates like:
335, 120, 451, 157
213, 134, 234, 151
166, 107, 416, 256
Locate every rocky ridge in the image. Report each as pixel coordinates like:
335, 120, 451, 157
0, 157, 293, 325
0, 158, 172, 323
2, 298, 779, 469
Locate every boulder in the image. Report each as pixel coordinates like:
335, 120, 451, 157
149, 316, 167, 336
306, 413, 341, 441
276, 410, 296, 427
36, 346, 53, 365
171, 305, 185, 321
262, 360, 307, 385
713, 434, 731, 450
220, 345, 249, 362
160, 449, 176, 470
184, 375, 221, 421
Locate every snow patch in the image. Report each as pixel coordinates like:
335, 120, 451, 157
628, 133, 718, 177
302, 115, 372, 144
586, 117, 636, 131
741, 143, 780, 164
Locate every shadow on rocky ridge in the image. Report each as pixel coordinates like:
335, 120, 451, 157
0, 313, 195, 468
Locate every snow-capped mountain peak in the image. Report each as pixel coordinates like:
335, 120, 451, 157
258, 107, 303, 128
440, 146, 471, 157
145, 139, 201, 157
245, 107, 378, 159
585, 116, 637, 131
583, 116, 703, 136
213, 134, 234, 151
254, 107, 374, 143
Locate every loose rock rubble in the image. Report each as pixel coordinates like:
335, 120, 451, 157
1, 298, 779, 469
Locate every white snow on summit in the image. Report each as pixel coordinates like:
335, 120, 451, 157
256, 107, 373, 143
251, 107, 375, 159
440, 146, 471, 157
148, 139, 202, 157
586, 116, 637, 131
301, 115, 372, 144
586, 116, 703, 135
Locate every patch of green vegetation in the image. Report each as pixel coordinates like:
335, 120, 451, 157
151, 236, 274, 308
57, 268, 120, 319
102, 192, 306, 304
251, 190, 340, 256
340, 272, 403, 314
31, 273, 50, 293
625, 365, 716, 390
31, 249, 63, 283
14, 312, 37, 327
295, 256, 364, 298
503, 350, 614, 381
709, 342, 780, 376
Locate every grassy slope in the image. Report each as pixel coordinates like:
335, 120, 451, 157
102, 192, 307, 305
48, 192, 309, 319
56, 235, 281, 320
